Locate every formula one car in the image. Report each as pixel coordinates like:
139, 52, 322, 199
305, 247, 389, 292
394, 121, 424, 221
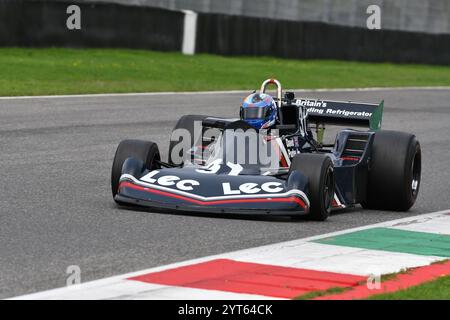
111, 79, 421, 220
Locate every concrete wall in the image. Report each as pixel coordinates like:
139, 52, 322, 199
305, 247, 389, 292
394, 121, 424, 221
2, 0, 449, 64
0, 0, 184, 50
195, 12, 450, 64
65, 0, 450, 35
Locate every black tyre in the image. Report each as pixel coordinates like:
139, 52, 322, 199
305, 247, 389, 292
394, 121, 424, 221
168, 115, 208, 165
362, 130, 421, 211
111, 139, 160, 197
289, 154, 335, 221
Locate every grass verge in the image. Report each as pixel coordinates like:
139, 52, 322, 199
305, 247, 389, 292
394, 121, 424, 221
295, 261, 449, 300
295, 286, 352, 300
1, 48, 450, 96
366, 275, 450, 300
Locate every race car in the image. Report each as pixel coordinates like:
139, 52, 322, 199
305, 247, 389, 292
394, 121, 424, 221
111, 79, 421, 221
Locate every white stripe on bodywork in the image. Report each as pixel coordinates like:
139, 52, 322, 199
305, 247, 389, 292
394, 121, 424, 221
119, 173, 310, 207
332, 193, 346, 209
275, 137, 291, 167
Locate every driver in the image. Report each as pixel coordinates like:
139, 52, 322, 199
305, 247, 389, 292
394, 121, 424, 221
240, 93, 278, 129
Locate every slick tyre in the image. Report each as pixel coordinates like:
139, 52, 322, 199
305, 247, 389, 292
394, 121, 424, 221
111, 139, 160, 197
289, 154, 335, 221
168, 115, 208, 165
362, 130, 421, 211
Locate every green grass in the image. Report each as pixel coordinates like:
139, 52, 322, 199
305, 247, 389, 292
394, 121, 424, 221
294, 262, 449, 300
294, 270, 410, 300
367, 275, 450, 300
296, 276, 450, 300
1, 48, 450, 96
295, 286, 352, 300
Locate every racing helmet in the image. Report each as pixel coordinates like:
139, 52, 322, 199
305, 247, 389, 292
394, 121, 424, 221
240, 93, 277, 129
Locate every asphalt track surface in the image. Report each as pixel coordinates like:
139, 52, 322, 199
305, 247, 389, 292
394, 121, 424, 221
0, 88, 449, 298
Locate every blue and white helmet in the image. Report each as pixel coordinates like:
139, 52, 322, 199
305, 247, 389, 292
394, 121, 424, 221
240, 93, 278, 129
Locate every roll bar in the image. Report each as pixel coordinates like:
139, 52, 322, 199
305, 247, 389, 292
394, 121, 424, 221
260, 79, 282, 109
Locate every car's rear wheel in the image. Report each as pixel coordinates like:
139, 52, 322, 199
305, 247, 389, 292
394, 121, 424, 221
111, 139, 160, 198
168, 115, 208, 165
289, 154, 335, 221
361, 130, 421, 211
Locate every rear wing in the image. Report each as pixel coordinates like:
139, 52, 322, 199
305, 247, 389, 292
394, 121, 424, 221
294, 99, 384, 130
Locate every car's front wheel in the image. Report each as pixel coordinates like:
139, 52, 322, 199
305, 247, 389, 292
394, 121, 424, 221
289, 154, 335, 221
111, 139, 160, 198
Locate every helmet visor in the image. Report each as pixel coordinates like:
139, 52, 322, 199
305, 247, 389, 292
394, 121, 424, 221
242, 107, 270, 119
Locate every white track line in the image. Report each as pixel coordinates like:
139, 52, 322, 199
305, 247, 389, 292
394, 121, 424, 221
10, 209, 449, 300
1, 86, 450, 100
232, 242, 442, 276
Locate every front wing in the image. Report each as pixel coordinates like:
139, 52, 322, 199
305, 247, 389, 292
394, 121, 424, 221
115, 174, 310, 216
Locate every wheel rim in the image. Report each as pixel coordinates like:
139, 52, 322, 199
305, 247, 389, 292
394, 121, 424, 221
410, 148, 421, 198
323, 167, 334, 212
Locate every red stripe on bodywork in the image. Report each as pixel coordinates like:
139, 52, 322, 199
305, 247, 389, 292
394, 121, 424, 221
119, 181, 307, 208
128, 259, 365, 299
270, 139, 288, 168
341, 156, 360, 162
